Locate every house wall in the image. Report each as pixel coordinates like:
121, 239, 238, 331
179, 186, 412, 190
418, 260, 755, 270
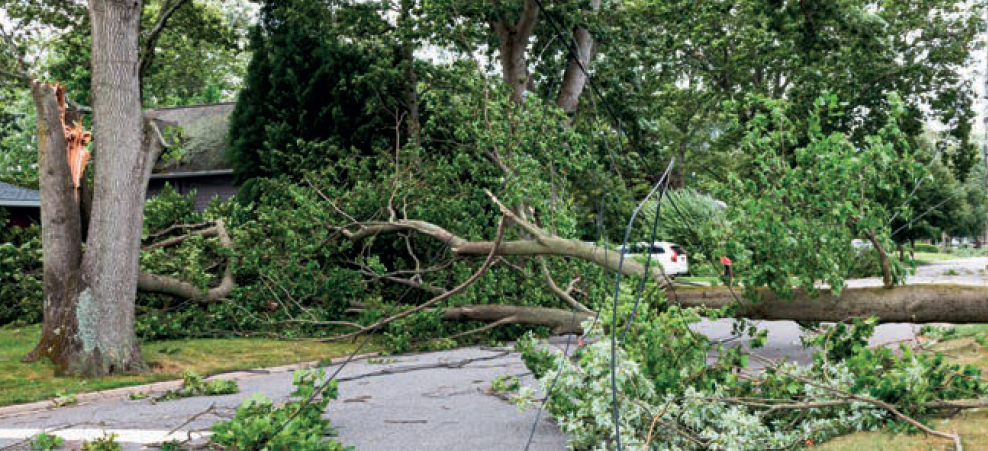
1, 206, 40, 227
147, 174, 238, 211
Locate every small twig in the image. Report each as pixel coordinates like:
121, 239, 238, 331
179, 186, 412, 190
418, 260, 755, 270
146, 221, 214, 240
306, 176, 359, 224
143, 226, 218, 251
269, 319, 365, 330
540, 257, 592, 313
166, 403, 218, 436
333, 351, 510, 382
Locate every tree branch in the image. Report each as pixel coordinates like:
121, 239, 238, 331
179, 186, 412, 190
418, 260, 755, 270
865, 230, 894, 289
318, 215, 510, 342
766, 359, 963, 450
138, 0, 192, 83
442, 304, 592, 335
143, 225, 219, 251
137, 220, 236, 302
540, 257, 592, 313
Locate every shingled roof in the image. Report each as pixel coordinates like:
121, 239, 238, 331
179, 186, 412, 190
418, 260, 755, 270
147, 102, 235, 175
0, 181, 40, 207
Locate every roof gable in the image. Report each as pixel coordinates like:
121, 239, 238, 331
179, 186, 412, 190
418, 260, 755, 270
0, 181, 40, 207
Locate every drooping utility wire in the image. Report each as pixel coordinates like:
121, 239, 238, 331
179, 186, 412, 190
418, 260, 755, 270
606, 159, 676, 450
620, 160, 675, 343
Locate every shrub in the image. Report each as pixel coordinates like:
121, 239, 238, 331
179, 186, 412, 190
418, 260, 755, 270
0, 221, 42, 326
914, 243, 939, 253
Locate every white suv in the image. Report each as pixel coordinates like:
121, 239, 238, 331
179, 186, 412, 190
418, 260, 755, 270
615, 241, 689, 275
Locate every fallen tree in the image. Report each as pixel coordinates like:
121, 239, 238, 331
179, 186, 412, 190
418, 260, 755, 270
144, 188, 988, 335
672, 284, 988, 324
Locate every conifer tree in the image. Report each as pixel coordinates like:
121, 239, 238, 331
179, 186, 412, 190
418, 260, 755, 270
227, 0, 403, 182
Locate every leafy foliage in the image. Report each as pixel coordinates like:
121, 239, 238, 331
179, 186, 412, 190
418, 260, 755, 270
152, 371, 239, 401
81, 433, 121, 451
210, 368, 349, 451
29, 433, 64, 451
0, 221, 42, 326
0, 91, 39, 189
712, 94, 919, 297
516, 285, 988, 449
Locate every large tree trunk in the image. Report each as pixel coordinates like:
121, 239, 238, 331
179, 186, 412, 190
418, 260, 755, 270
491, 0, 539, 105
673, 284, 988, 323
556, 0, 600, 115
23, 83, 85, 368
399, 0, 420, 144
28, 0, 153, 376
75, 0, 152, 375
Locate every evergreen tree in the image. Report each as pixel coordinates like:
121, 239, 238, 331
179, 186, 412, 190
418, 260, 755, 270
227, 0, 404, 182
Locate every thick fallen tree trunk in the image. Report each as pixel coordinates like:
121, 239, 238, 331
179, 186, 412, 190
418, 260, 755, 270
442, 304, 594, 335
673, 284, 988, 323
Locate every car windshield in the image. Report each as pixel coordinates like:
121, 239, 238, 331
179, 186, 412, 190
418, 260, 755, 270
620, 244, 667, 254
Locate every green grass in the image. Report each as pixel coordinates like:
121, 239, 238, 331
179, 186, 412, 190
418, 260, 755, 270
946, 325, 988, 339
675, 276, 719, 285
0, 325, 373, 406
912, 251, 960, 264
817, 409, 988, 451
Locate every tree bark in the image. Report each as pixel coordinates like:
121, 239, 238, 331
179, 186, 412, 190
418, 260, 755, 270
23, 82, 85, 367
64, 0, 152, 376
442, 305, 592, 335
556, 0, 600, 115
865, 231, 893, 289
491, 0, 539, 105
28, 0, 154, 376
672, 284, 988, 323
399, 0, 420, 144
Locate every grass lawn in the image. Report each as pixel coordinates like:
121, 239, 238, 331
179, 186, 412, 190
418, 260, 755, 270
818, 409, 988, 451
674, 276, 720, 285
913, 251, 962, 264
0, 325, 373, 406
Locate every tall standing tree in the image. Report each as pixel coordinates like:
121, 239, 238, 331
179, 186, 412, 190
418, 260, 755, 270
227, 0, 404, 182
1, 0, 161, 375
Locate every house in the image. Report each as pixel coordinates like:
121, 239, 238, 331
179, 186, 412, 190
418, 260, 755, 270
146, 102, 238, 211
2, 102, 238, 229
0, 181, 40, 227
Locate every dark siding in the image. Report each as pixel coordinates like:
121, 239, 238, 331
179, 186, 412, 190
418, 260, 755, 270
1, 206, 40, 227
147, 174, 238, 211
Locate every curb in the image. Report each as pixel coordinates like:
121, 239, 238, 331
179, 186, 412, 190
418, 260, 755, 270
0, 352, 379, 420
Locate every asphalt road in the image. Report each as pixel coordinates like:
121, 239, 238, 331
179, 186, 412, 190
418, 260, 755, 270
0, 257, 985, 450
